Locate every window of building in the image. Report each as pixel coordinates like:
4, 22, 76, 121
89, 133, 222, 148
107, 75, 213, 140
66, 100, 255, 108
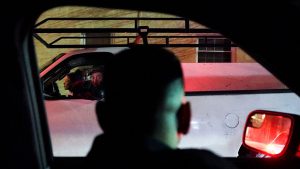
198, 37, 232, 62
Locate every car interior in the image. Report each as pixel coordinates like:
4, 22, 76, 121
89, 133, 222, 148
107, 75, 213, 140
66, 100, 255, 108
41, 52, 111, 99
4, 1, 300, 169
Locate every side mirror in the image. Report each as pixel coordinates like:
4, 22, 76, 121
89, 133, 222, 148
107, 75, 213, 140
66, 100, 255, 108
243, 110, 295, 157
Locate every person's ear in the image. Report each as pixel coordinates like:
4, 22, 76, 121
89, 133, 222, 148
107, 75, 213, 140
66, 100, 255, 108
177, 101, 191, 135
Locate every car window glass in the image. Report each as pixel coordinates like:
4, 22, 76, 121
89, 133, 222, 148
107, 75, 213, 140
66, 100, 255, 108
34, 6, 300, 157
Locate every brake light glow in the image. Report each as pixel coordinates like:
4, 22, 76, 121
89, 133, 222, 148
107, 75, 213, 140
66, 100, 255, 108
296, 144, 300, 158
265, 143, 284, 155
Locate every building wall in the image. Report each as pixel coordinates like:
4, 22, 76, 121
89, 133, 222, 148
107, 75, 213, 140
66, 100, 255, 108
236, 48, 255, 62
34, 6, 254, 69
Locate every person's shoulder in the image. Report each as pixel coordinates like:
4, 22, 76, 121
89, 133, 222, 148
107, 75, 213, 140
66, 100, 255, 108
175, 148, 222, 159
155, 149, 238, 169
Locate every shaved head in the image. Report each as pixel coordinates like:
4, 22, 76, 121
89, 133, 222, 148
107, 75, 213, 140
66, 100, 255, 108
98, 46, 184, 143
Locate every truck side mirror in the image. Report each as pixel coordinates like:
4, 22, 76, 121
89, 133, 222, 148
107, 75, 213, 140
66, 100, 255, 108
243, 110, 294, 157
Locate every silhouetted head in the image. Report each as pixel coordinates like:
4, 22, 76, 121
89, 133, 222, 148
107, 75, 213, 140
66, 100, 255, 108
63, 70, 83, 91
97, 46, 190, 148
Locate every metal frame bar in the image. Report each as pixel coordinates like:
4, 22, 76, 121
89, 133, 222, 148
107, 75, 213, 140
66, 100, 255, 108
33, 17, 236, 48
46, 44, 238, 48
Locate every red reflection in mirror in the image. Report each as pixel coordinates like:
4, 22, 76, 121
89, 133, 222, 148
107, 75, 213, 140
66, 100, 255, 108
244, 112, 292, 156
